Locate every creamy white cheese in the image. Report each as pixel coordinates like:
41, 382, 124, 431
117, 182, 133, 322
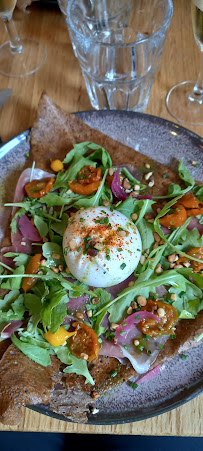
63, 206, 142, 287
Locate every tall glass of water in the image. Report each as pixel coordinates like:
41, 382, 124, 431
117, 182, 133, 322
0, 0, 47, 77
66, 0, 173, 111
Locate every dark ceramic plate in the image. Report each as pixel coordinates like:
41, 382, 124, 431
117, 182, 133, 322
0, 110, 202, 425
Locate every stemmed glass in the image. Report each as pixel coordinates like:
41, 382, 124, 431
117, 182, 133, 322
0, 1, 47, 77
166, 0, 203, 125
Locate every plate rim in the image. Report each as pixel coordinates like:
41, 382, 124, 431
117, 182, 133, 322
0, 110, 202, 425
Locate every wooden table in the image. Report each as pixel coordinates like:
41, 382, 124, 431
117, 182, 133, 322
0, 0, 202, 436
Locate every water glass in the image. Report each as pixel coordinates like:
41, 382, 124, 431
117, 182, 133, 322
66, 0, 173, 111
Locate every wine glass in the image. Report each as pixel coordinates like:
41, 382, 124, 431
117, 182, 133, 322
166, 0, 203, 125
0, 1, 47, 77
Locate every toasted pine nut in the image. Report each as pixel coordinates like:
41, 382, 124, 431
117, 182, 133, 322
50, 265, 59, 273
144, 171, 153, 181
80, 353, 88, 360
131, 213, 138, 221
69, 239, 77, 250
148, 180, 154, 188
174, 264, 183, 269
127, 306, 133, 315
75, 312, 84, 320
134, 339, 140, 346
58, 265, 64, 272
65, 267, 70, 273
140, 255, 146, 265
123, 178, 131, 190
131, 301, 137, 309
52, 253, 61, 260
40, 259, 46, 266
170, 294, 177, 301
157, 308, 165, 318
117, 230, 126, 237
145, 163, 150, 169
108, 167, 114, 176
134, 184, 140, 191
137, 295, 147, 306
111, 323, 119, 330
87, 310, 92, 318
155, 266, 163, 274
128, 281, 134, 287
168, 253, 177, 263
154, 232, 161, 242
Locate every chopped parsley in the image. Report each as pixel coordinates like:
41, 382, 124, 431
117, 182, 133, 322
181, 354, 188, 360
129, 381, 138, 390
110, 370, 117, 377
120, 263, 126, 270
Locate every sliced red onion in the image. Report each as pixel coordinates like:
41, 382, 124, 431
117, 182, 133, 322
187, 217, 203, 235
136, 363, 163, 384
115, 311, 160, 342
161, 225, 171, 235
111, 169, 129, 201
18, 215, 42, 242
1, 320, 23, 339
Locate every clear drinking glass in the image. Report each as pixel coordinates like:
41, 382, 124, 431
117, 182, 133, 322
166, 0, 203, 125
66, 0, 173, 111
0, 1, 47, 77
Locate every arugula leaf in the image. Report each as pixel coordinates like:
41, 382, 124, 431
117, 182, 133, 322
91, 288, 111, 336
178, 158, 195, 188
1, 265, 25, 290
63, 142, 91, 164
87, 143, 112, 168
11, 333, 51, 366
137, 219, 154, 251
3, 252, 30, 267
0, 294, 25, 322
41, 280, 68, 333
63, 353, 95, 385
49, 213, 69, 236
193, 185, 203, 202
0, 290, 20, 311
34, 216, 49, 238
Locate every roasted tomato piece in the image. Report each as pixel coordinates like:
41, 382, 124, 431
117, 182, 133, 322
25, 178, 55, 199
176, 192, 200, 209
176, 247, 203, 273
78, 165, 102, 184
159, 205, 187, 228
138, 299, 178, 337
22, 254, 42, 292
71, 322, 99, 361
69, 165, 102, 195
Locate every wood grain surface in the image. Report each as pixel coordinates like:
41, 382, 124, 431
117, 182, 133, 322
0, 0, 202, 436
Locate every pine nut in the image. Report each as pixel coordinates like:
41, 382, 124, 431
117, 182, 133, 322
75, 312, 84, 320
131, 213, 138, 221
69, 239, 77, 250
110, 323, 119, 330
52, 253, 61, 260
168, 253, 177, 263
157, 308, 165, 318
134, 184, 140, 191
183, 261, 190, 268
140, 255, 146, 265
155, 266, 163, 274
127, 306, 133, 315
65, 267, 70, 273
134, 339, 140, 346
40, 259, 46, 266
108, 167, 114, 176
94, 243, 104, 250
144, 171, 153, 181
50, 265, 59, 273
154, 232, 161, 242
128, 281, 134, 287
117, 230, 126, 237
145, 163, 150, 169
58, 265, 64, 272
123, 178, 131, 190
137, 296, 147, 306
174, 264, 183, 269
148, 180, 154, 188
131, 301, 137, 309
170, 294, 177, 301
87, 310, 93, 318
80, 353, 88, 360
